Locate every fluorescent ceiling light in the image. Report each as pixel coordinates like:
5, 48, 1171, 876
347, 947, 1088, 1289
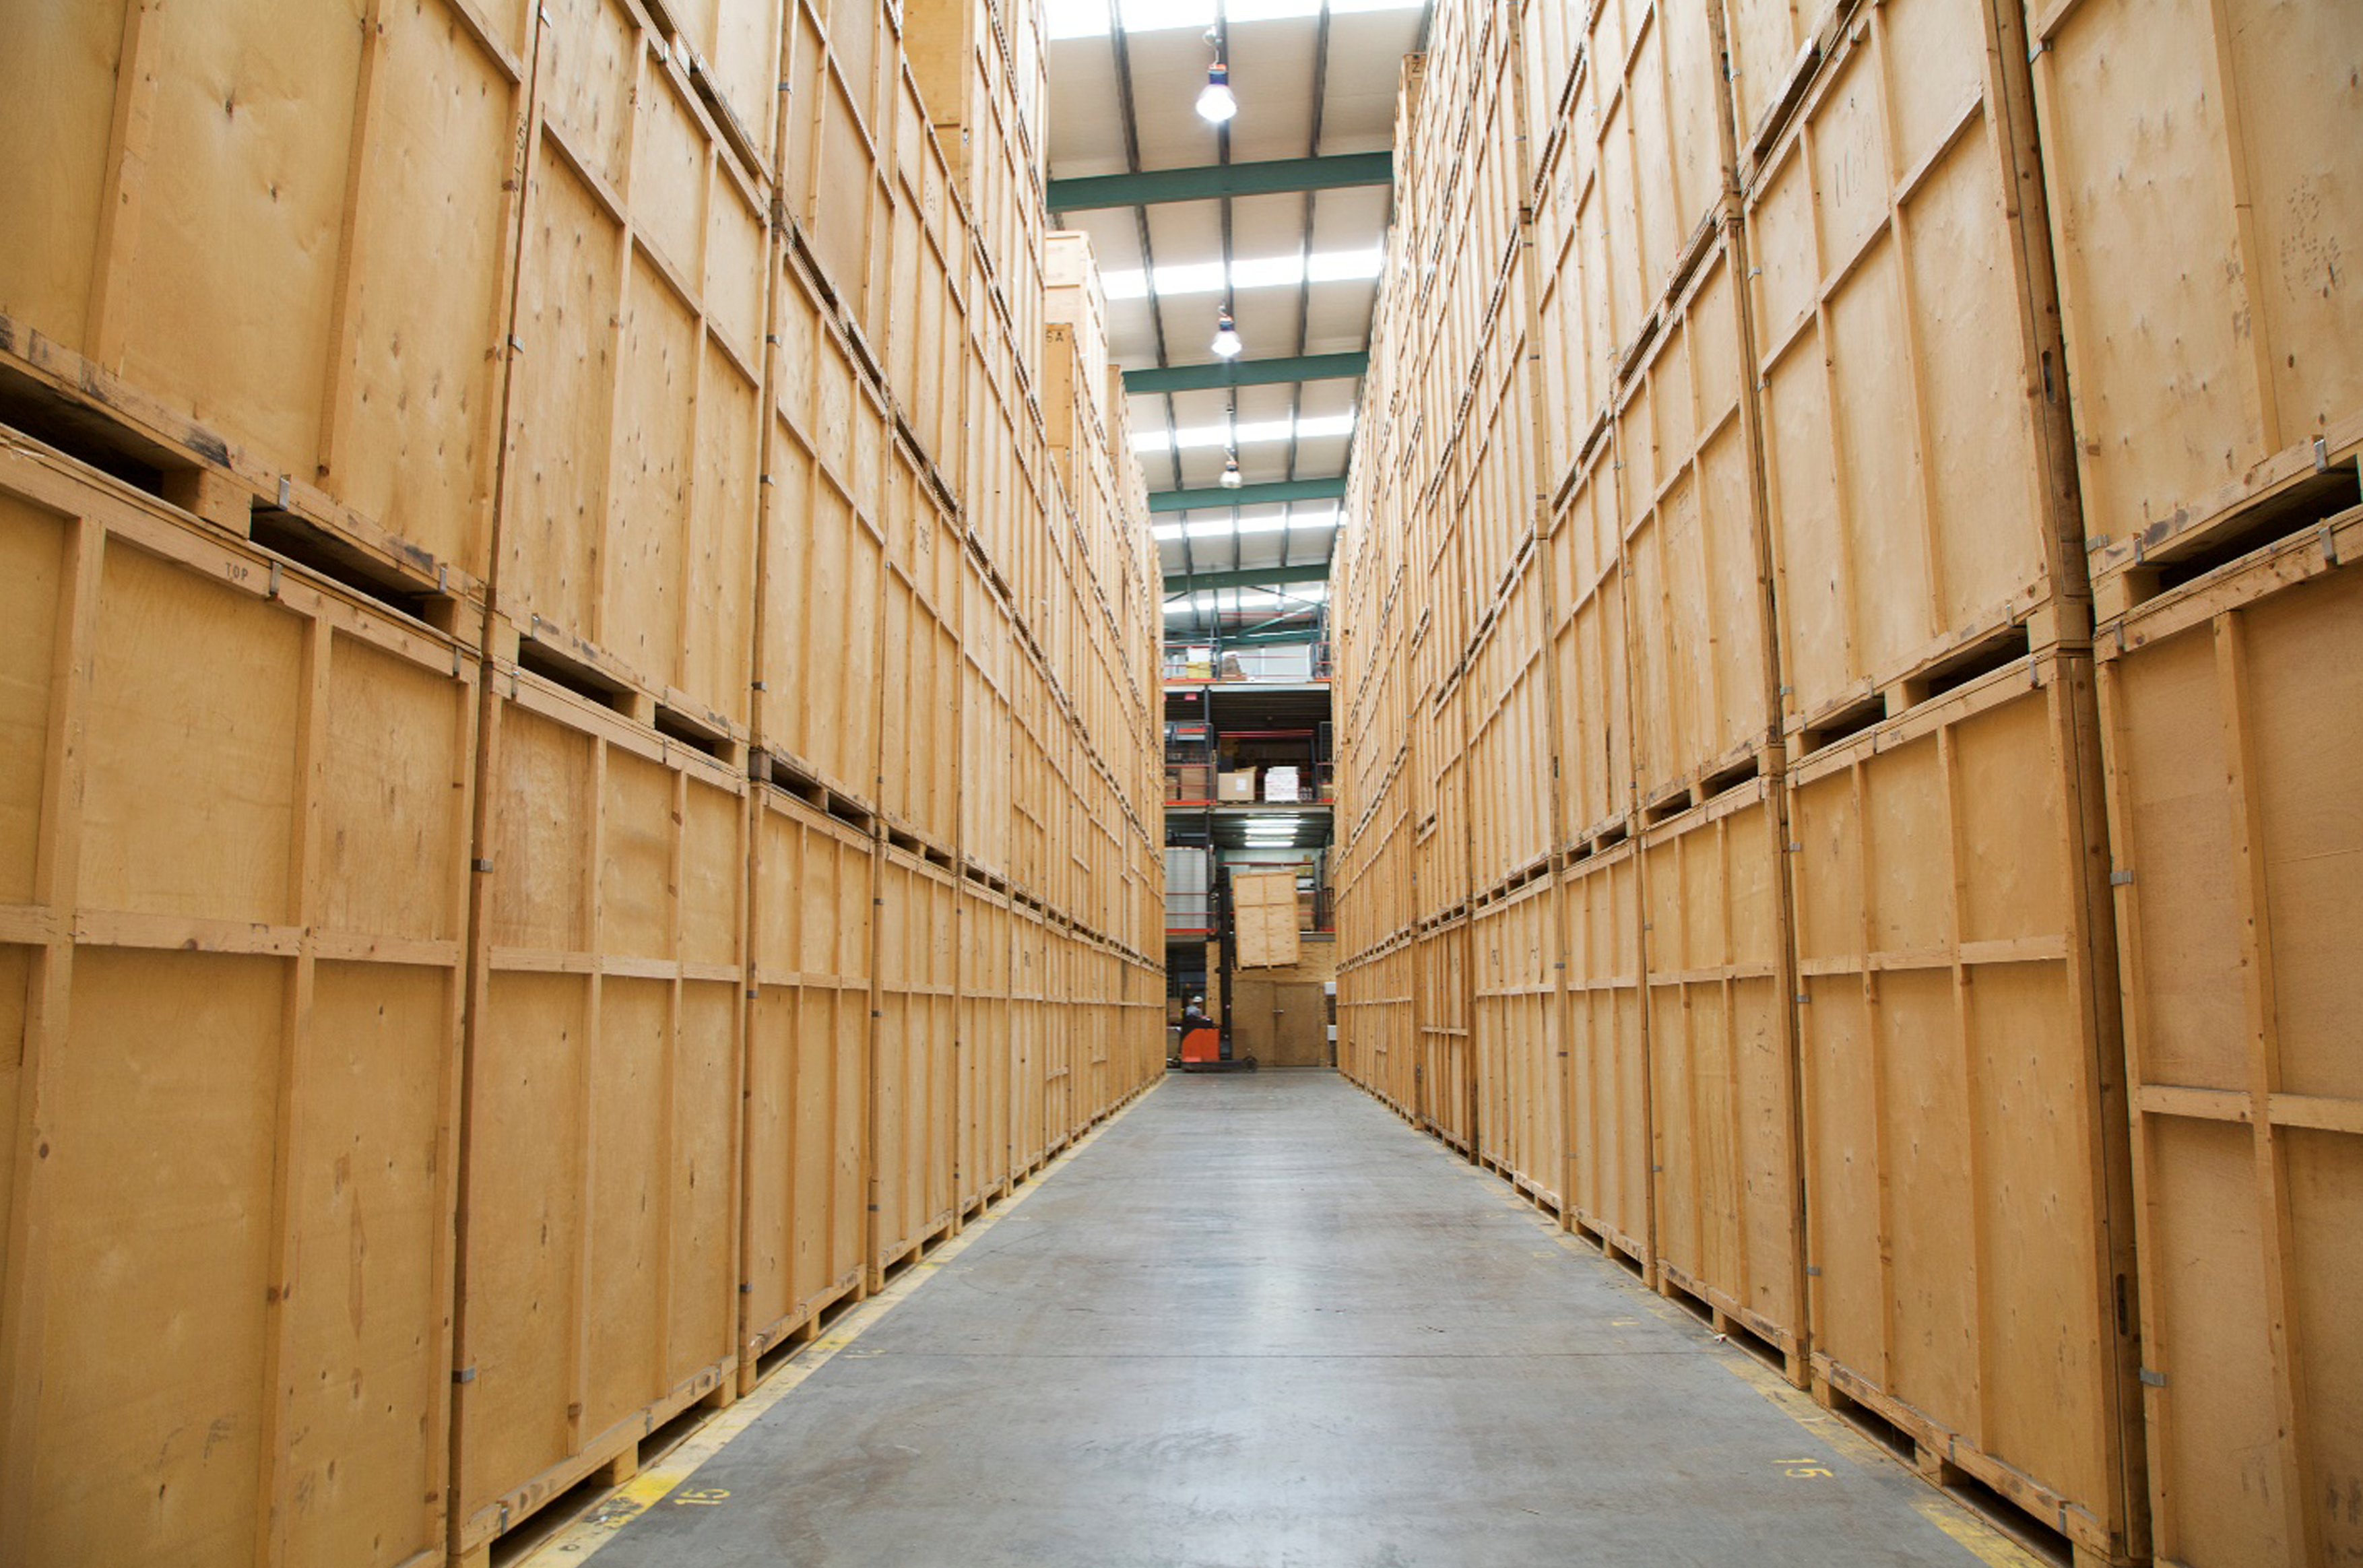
1153, 523, 1187, 541
1132, 413, 1356, 456
1047, 0, 1423, 39
1101, 244, 1385, 302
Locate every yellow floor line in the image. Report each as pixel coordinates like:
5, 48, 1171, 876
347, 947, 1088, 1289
519, 1080, 1163, 1567
1481, 1194, 2048, 1568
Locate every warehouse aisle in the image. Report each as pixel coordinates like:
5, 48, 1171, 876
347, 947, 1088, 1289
558, 1074, 2017, 1568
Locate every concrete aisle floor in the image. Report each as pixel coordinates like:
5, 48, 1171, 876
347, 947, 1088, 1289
552, 1072, 2030, 1568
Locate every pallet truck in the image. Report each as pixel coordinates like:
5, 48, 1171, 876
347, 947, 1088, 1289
1177, 861, 1256, 1072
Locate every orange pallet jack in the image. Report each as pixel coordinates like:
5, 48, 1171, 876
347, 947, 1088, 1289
1178, 862, 1256, 1072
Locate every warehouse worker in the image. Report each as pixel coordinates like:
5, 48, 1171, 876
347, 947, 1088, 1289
1181, 995, 1212, 1033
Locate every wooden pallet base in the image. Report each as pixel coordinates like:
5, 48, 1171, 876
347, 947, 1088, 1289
1568, 1211, 1656, 1286
882, 820, 959, 870
1638, 744, 1776, 828
1788, 606, 2071, 761
1810, 1355, 2137, 1568
752, 748, 878, 835
492, 611, 748, 769
869, 1211, 959, 1293
0, 326, 488, 641
740, 1271, 868, 1395
2090, 411, 2363, 621
1654, 1264, 1808, 1388
452, 1357, 736, 1567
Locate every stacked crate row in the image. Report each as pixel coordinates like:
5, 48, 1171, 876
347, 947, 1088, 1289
1334, 2, 2362, 1565
0, 3, 1167, 1567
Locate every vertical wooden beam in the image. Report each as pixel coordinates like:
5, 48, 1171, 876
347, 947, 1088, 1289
84, 1, 162, 368
0, 511, 106, 1564
253, 617, 335, 1567
2213, 618, 2316, 1565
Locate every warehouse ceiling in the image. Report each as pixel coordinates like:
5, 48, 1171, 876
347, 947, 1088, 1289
1044, 0, 1429, 641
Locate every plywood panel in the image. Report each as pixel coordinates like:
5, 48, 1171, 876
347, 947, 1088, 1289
1640, 781, 1804, 1371
1786, 652, 2141, 1563
874, 846, 958, 1278
1561, 845, 1652, 1272
500, 5, 767, 732
1473, 877, 1561, 1206
2026, 0, 2363, 592
1619, 224, 1783, 809
453, 671, 746, 1557
1743, 0, 2083, 738
741, 783, 872, 1378
0, 439, 474, 1568
957, 882, 1014, 1210
756, 252, 887, 806
0, 0, 531, 600
2096, 511, 2363, 1568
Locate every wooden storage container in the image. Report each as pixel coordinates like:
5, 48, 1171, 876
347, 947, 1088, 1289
0, 0, 531, 618
0, 438, 476, 1568
1415, 676, 1472, 919
1233, 869, 1302, 971
1568, 0, 1739, 384
1472, 876, 1563, 1211
1618, 216, 1785, 814
1743, 0, 2086, 746
1546, 436, 1634, 852
1464, 550, 1555, 898
2093, 508, 2363, 1568
1638, 778, 1807, 1382
1010, 902, 1051, 1173
960, 552, 1017, 882
453, 664, 748, 1561
907, 0, 1045, 393
885, 61, 973, 493
1008, 643, 1054, 901
756, 248, 887, 811
2024, 0, 2362, 616
957, 879, 1016, 1214
1040, 927, 1077, 1152
741, 781, 874, 1387
779, 0, 901, 358
1716, 0, 1844, 183
657, 0, 789, 185
1415, 920, 1476, 1154
880, 440, 964, 853
872, 844, 959, 1284
1784, 651, 2143, 1565
1340, 942, 1418, 1117
1526, 65, 1618, 504
498, 0, 769, 739
1445, 247, 1541, 636
1559, 841, 1653, 1275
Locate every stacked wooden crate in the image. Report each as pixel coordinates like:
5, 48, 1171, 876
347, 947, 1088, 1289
0, 1, 1166, 1563
2024, 3, 2362, 1563
1333, 0, 2362, 1561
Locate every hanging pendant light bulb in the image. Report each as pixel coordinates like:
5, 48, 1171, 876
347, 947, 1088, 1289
1210, 306, 1244, 359
1220, 453, 1244, 489
1196, 59, 1237, 124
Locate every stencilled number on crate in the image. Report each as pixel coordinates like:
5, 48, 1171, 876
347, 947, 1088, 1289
673, 1489, 731, 1507
1777, 1458, 1834, 1480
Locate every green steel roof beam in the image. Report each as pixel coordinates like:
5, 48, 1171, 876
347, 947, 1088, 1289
1048, 152, 1392, 211
1122, 352, 1368, 395
1149, 476, 1348, 514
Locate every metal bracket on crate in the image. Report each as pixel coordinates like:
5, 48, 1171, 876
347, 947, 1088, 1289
452, 1366, 478, 1384
2321, 522, 2342, 568
2139, 1367, 2168, 1390
2110, 870, 2135, 887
